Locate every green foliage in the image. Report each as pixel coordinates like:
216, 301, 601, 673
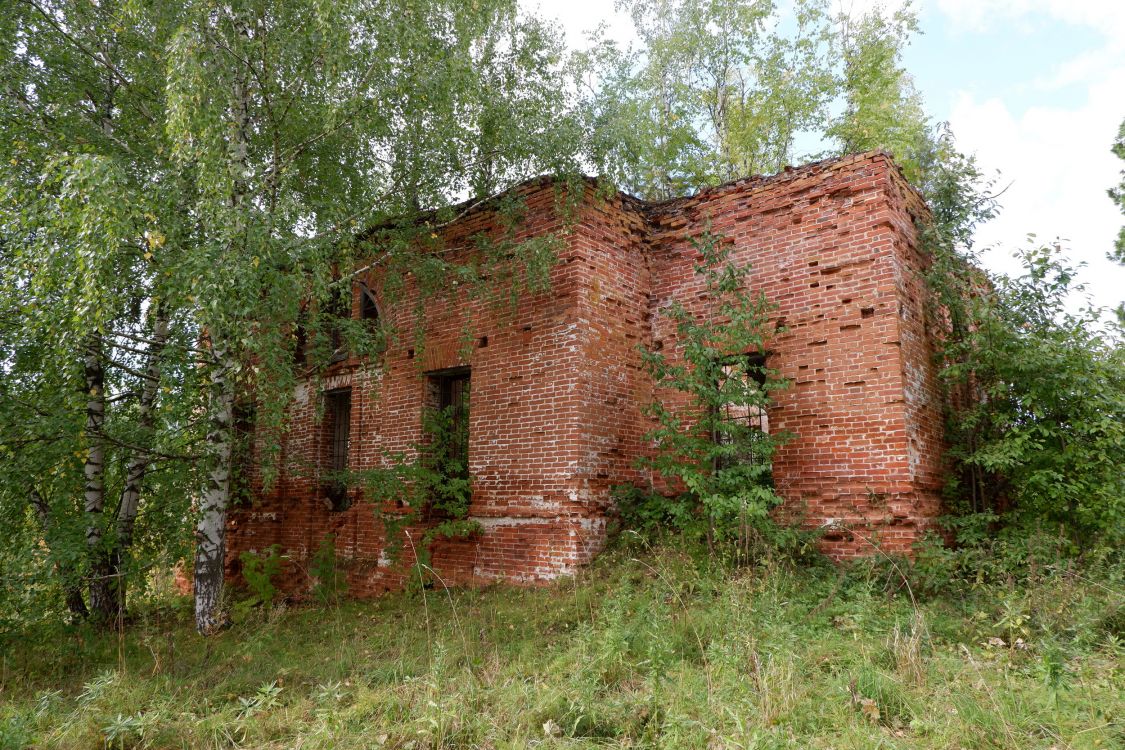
912, 124, 1000, 253
623, 231, 799, 561
358, 403, 481, 584
827, 5, 927, 178
237, 681, 284, 719
309, 535, 348, 606
418, 405, 474, 524
0, 0, 586, 631
907, 116, 1121, 560
101, 712, 150, 750
927, 241, 1125, 546
0, 715, 32, 750
239, 545, 284, 607
576, 0, 838, 199
574, 0, 977, 203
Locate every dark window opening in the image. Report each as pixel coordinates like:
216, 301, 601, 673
360, 284, 380, 324
434, 368, 470, 471
231, 403, 256, 505
322, 388, 352, 511
293, 305, 309, 368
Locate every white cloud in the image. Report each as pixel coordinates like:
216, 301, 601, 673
522, 0, 635, 50
933, 0, 1125, 310
949, 66, 1125, 310
935, 0, 1125, 38
1031, 43, 1124, 93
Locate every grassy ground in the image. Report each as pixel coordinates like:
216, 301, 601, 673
1, 543, 1121, 749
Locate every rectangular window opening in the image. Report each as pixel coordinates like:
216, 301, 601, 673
322, 388, 352, 511
231, 403, 256, 505
424, 368, 471, 514
713, 353, 771, 471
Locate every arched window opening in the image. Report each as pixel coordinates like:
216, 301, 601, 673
360, 284, 380, 325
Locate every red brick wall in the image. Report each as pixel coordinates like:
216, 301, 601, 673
641, 153, 942, 557
227, 152, 945, 596
227, 182, 614, 595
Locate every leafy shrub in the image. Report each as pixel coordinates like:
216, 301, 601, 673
239, 545, 283, 606
102, 712, 150, 750
309, 535, 347, 605
0, 714, 33, 750
357, 404, 481, 582
618, 230, 811, 563
929, 242, 1125, 547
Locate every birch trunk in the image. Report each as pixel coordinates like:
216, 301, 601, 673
193, 351, 235, 634
110, 303, 170, 613
86, 50, 121, 625
82, 333, 115, 622
194, 19, 251, 633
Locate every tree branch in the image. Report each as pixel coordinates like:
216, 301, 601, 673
19, 0, 157, 124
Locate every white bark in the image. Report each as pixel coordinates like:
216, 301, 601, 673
194, 14, 251, 634
193, 351, 235, 634
82, 333, 114, 619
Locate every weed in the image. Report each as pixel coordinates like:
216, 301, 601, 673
240, 545, 284, 607
309, 535, 347, 605
889, 611, 930, 685
237, 681, 284, 719
102, 712, 149, 750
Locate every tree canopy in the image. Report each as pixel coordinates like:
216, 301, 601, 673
1, 0, 587, 634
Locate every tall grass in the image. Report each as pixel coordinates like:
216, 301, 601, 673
0, 540, 1121, 749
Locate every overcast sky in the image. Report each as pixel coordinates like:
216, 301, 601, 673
522, 0, 1125, 312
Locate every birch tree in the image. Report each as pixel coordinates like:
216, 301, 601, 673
826, 5, 928, 179
2, 0, 584, 633
575, 0, 837, 199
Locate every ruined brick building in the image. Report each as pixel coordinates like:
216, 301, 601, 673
227, 151, 944, 595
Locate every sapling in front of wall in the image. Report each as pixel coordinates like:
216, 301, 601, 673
354, 402, 480, 587
623, 230, 795, 563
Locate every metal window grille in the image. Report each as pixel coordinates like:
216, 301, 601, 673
326, 389, 351, 473
718, 355, 768, 433
323, 388, 351, 510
